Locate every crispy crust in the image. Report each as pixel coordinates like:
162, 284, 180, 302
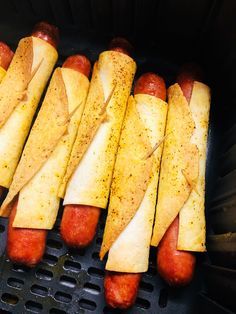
101, 94, 167, 272
1, 69, 89, 229
151, 83, 199, 247
61, 51, 136, 209
178, 82, 210, 252
0, 36, 58, 190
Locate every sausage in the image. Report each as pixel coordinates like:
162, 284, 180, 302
6, 54, 90, 267
63, 54, 91, 78
61, 205, 100, 248
31, 21, 59, 49
176, 63, 203, 103
7, 199, 47, 267
157, 217, 196, 286
134, 72, 166, 101
60, 37, 133, 249
104, 72, 166, 309
0, 42, 14, 70
109, 37, 133, 56
104, 272, 141, 309
157, 63, 202, 286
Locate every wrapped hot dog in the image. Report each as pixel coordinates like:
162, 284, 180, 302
59, 49, 136, 210
100, 83, 167, 273
0, 24, 58, 193
151, 81, 211, 252
1, 60, 90, 228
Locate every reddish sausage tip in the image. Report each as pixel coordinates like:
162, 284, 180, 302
134, 72, 166, 101
109, 37, 133, 57
62, 54, 91, 78
104, 271, 141, 309
32, 21, 59, 49
7, 200, 47, 267
177, 63, 203, 103
157, 217, 196, 286
60, 205, 100, 248
0, 42, 14, 70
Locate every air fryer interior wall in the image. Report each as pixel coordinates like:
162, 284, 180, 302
0, 1, 235, 313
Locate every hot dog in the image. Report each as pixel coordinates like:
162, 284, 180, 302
3, 23, 59, 267
154, 63, 210, 286
0, 42, 14, 199
60, 38, 135, 248
102, 73, 167, 309
0, 22, 58, 199
5, 54, 91, 267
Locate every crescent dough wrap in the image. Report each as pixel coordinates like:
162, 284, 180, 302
178, 82, 210, 251
0, 36, 58, 190
0, 67, 6, 82
100, 94, 168, 273
1, 68, 89, 227
60, 51, 136, 209
151, 82, 210, 252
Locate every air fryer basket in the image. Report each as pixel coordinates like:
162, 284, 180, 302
0, 0, 235, 313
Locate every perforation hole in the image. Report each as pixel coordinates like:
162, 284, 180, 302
103, 307, 121, 314
84, 282, 101, 295
0, 224, 5, 233
54, 291, 72, 303
140, 281, 154, 292
136, 297, 150, 309
25, 300, 43, 312
7, 277, 24, 289
63, 260, 81, 272
31, 284, 48, 297
59, 275, 76, 288
12, 264, 30, 273
43, 253, 58, 266
70, 248, 86, 257
159, 288, 168, 308
49, 309, 66, 314
1, 293, 19, 305
88, 267, 104, 278
47, 239, 63, 250
92, 252, 100, 261
79, 299, 96, 311
36, 268, 53, 281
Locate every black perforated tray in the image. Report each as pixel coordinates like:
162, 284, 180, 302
0, 1, 226, 312
0, 39, 220, 314
0, 208, 206, 314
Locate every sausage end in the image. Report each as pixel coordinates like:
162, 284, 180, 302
7, 201, 47, 267
157, 217, 196, 287
104, 271, 141, 309
0, 42, 14, 70
134, 72, 166, 101
62, 54, 91, 78
61, 205, 100, 248
109, 37, 133, 57
32, 21, 59, 49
